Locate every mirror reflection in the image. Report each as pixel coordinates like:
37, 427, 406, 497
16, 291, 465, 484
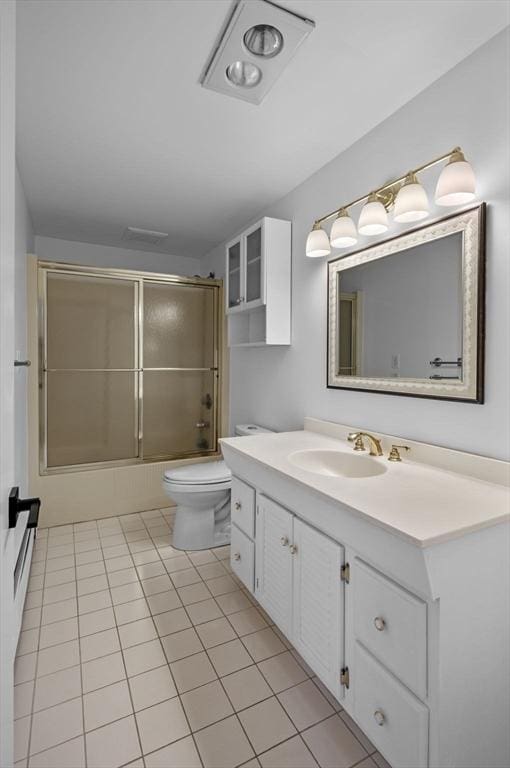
336, 232, 463, 382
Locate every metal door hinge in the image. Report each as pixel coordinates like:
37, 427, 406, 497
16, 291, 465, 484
341, 563, 350, 583
340, 666, 350, 688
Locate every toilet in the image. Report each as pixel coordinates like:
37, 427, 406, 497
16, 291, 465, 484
163, 424, 273, 551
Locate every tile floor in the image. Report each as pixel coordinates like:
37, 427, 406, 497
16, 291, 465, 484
14, 508, 392, 768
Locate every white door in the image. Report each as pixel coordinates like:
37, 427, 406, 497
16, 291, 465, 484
292, 518, 344, 699
0, 2, 17, 766
255, 495, 293, 637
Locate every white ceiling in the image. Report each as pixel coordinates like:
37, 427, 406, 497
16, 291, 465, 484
16, 0, 509, 259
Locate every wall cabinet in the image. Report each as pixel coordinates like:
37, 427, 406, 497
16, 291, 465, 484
225, 217, 291, 347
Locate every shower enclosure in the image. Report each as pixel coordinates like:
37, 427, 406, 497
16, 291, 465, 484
38, 262, 222, 473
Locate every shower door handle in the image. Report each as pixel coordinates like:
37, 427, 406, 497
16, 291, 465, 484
196, 422, 210, 429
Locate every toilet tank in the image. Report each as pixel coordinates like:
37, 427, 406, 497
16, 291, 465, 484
234, 424, 274, 436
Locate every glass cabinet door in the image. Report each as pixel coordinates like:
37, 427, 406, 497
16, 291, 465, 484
245, 226, 263, 305
227, 240, 242, 310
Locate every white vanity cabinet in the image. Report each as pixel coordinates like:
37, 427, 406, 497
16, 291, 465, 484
222, 427, 510, 768
254, 494, 344, 699
225, 217, 291, 347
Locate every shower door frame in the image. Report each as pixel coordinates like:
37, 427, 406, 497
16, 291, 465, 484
37, 260, 223, 475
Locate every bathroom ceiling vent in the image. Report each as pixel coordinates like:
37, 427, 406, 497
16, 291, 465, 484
122, 227, 169, 246
201, 0, 314, 105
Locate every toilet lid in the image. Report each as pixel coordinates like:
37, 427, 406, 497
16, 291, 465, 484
164, 460, 231, 485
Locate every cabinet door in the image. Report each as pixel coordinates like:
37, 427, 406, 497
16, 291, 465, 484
243, 223, 264, 309
292, 518, 344, 699
226, 239, 243, 313
255, 495, 293, 637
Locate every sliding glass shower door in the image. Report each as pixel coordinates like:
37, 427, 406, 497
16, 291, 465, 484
40, 264, 221, 472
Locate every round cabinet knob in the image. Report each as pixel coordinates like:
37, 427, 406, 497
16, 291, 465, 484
234, 501, 242, 510
374, 709, 385, 726
280, 536, 289, 546
289, 544, 298, 555
233, 552, 241, 561
374, 616, 386, 632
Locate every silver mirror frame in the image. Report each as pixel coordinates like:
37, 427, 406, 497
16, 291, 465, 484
327, 204, 486, 403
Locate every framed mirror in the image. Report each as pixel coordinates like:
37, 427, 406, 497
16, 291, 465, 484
327, 204, 485, 402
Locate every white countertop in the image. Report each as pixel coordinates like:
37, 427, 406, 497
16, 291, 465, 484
220, 429, 510, 547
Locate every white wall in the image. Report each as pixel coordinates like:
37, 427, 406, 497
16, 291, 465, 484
14, 167, 34, 495
34, 235, 201, 276
202, 30, 510, 461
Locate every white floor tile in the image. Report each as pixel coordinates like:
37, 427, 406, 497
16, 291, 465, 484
258, 651, 309, 693
37, 640, 79, 677
195, 617, 237, 648
86, 715, 142, 768
153, 607, 191, 637
76, 574, 108, 596
14, 715, 31, 762
207, 639, 253, 677
122, 639, 167, 677
30, 697, 83, 755
80, 628, 120, 662
82, 651, 126, 694
41, 598, 77, 626
118, 617, 158, 649
259, 735, 318, 768
136, 697, 190, 754
33, 665, 82, 712
78, 589, 112, 615
84, 679, 133, 731
39, 617, 78, 649
170, 651, 217, 693
278, 679, 334, 731
238, 697, 297, 754
144, 735, 201, 768
128, 665, 177, 711
221, 665, 273, 711
114, 597, 151, 626
160, 627, 203, 663
14, 680, 34, 720
194, 715, 254, 768
146, 589, 182, 616
28, 735, 86, 768
301, 715, 368, 768
79, 606, 116, 636
181, 680, 233, 731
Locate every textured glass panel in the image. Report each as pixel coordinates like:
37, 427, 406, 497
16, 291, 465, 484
47, 372, 137, 467
47, 273, 136, 369
246, 227, 262, 303
228, 242, 241, 308
143, 283, 215, 369
143, 371, 216, 458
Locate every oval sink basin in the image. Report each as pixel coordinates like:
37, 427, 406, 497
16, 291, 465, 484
288, 449, 387, 479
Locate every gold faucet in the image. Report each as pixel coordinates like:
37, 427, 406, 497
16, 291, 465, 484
348, 431, 383, 457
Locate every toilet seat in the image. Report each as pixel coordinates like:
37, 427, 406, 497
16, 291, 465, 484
163, 459, 232, 493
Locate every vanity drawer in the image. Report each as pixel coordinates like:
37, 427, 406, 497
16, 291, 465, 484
353, 558, 427, 698
231, 477, 256, 538
353, 642, 428, 768
230, 524, 255, 592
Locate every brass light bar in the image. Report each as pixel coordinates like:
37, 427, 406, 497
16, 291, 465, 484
314, 147, 462, 226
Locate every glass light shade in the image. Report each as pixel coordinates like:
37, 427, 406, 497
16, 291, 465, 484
358, 195, 389, 236
306, 225, 330, 258
435, 150, 476, 206
226, 61, 262, 88
330, 210, 358, 248
394, 174, 430, 223
244, 24, 283, 58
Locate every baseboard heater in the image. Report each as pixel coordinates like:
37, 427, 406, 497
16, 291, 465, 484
9, 487, 40, 642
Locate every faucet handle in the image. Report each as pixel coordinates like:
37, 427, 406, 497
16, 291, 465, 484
388, 445, 410, 462
348, 433, 366, 452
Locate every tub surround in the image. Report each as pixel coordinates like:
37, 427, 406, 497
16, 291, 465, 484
220, 418, 510, 768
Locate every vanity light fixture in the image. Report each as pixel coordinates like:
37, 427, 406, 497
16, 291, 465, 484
305, 146, 477, 256
435, 148, 476, 206
200, 0, 314, 105
330, 209, 358, 248
393, 172, 430, 223
358, 193, 389, 236
305, 222, 331, 258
